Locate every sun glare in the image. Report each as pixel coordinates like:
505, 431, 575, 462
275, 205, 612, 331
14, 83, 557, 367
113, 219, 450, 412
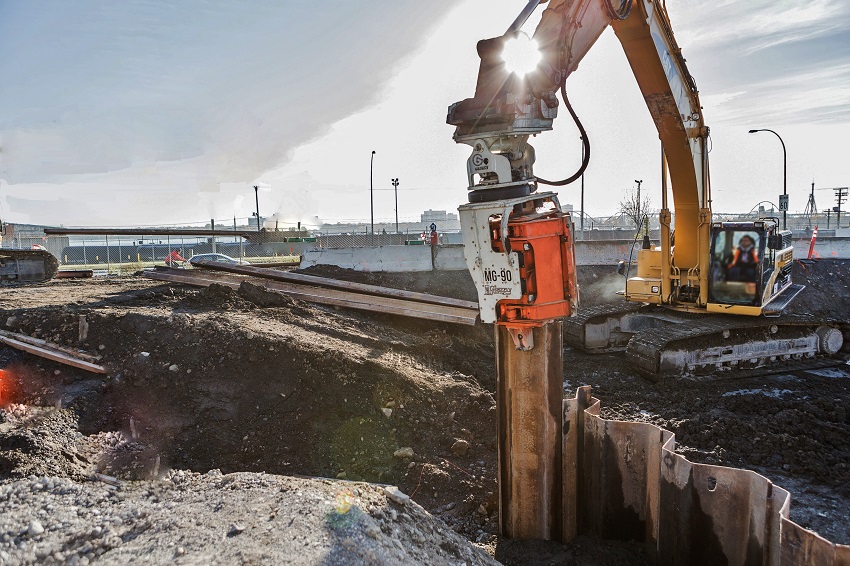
501, 33, 541, 76
0, 369, 10, 406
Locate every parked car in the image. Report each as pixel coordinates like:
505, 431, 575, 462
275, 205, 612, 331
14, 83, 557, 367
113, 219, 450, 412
188, 253, 251, 268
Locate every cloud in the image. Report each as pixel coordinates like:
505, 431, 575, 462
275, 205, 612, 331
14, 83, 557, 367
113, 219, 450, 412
664, 0, 850, 126
674, 0, 849, 54
0, 1, 455, 187
0, 0, 846, 226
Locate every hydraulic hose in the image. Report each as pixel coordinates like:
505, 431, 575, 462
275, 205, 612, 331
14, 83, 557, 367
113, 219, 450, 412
536, 82, 590, 187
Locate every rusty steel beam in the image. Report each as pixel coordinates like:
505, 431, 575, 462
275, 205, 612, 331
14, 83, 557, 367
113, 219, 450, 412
496, 320, 564, 540
188, 260, 478, 310
0, 330, 102, 364
144, 268, 479, 325
0, 334, 106, 374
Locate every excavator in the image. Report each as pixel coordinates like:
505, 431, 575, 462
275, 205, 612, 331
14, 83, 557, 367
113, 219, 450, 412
447, 0, 846, 380
0, 249, 58, 284
0, 227, 58, 284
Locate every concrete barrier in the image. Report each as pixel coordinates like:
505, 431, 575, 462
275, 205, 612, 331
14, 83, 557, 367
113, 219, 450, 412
575, 237, 850, 264
300, 238, 850, 273
434, 245, 467, 270
301, 242, 636, 272
794, 237, 850, 259
301, 245, 434, 272
575, 240, 642, 265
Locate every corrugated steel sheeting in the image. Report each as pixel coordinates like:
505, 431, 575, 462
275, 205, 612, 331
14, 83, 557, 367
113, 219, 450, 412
564, 386, 849, 565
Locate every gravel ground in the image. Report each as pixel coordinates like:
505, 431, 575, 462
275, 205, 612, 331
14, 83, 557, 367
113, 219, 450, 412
0, 259, 847, 564
0, 468, 495, 565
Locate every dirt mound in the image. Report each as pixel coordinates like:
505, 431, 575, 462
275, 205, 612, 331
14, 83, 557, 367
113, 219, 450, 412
299, 265, 480, 303
0, 261, 848, 562
0, 471, 497, 565
788, 258, 850, 319
0, 276, 503, 559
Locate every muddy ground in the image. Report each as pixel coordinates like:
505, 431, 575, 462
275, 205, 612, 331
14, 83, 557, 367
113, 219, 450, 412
0, 259, 848, 564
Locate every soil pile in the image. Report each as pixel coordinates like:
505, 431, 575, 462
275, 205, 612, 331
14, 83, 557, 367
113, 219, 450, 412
0, 465, 496, 565
0, 258, 847, 563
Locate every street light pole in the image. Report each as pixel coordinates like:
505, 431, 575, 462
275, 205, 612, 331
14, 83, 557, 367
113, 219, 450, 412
634, 179, 643, 231
749, 128, 787, 230
253, 185, 261, 233
370, 151, 376, 237
391, 178, 400, 234
580, 136, 585, 239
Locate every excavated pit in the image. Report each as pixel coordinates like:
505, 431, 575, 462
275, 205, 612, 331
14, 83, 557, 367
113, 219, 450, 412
0, 260, 848, 564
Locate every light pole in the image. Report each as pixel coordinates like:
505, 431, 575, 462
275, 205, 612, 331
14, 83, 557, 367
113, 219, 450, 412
634, 179, 643, 229
391, 178, 400, 234
749, 128, 787, 230
580, 136, 585, 239
253, 185, 261, 233
370, 151, 376, 237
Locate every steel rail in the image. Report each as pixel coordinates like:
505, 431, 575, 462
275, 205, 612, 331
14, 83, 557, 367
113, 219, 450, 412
145, 268, 479, 326
188, 260, 480, 310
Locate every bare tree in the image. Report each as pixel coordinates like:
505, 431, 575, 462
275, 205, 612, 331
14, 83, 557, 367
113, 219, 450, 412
618, 180, 652, 232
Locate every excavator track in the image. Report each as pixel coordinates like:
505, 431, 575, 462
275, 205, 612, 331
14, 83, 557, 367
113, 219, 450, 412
0, 249, 59, 284
565, 303, 848, 381
563, 301, 652, 352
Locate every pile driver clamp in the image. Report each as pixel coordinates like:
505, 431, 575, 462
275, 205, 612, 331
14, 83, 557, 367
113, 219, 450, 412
458, 192, 577, 350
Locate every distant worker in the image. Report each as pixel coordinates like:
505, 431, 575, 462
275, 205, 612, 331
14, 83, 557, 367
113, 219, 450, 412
165, 248, 186, 267
429, 228, 439, 268
726, 235, 758, 282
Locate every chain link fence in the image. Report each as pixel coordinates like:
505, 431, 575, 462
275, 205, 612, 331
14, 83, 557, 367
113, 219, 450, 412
0, 223, 460, 275
3, 232, 300, 274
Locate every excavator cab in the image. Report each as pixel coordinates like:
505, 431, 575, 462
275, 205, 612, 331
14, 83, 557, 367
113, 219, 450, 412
708, 221, 798, 314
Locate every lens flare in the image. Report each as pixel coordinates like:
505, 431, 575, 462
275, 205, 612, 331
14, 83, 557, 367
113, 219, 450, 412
334, 488, 355, 515
0, 368, 12, 406
502, 33, 541, 76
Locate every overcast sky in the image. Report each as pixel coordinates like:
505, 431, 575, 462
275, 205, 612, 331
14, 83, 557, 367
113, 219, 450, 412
1, 0, 848, 228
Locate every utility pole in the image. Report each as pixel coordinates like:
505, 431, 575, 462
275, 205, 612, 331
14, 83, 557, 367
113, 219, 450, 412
370, 151, 376, 239
234, 216, 243, 262
391, 178, 400, 234
804, 182, 817, 227
253, 185, 261, 233
834, 187, 848, 229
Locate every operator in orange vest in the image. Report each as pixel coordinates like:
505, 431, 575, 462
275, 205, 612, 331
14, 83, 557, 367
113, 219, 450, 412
726, 235, 758, 282
165, 248, 186, 267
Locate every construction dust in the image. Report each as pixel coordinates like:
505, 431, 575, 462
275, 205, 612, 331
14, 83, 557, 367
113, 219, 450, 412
0, 260, 848, 564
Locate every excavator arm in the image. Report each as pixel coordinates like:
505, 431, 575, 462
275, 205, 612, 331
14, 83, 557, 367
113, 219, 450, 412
612, 0, 710, 302
448, 0, 712, 314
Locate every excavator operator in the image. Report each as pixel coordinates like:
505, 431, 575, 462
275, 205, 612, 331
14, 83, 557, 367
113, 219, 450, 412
726, 235, 759, 282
